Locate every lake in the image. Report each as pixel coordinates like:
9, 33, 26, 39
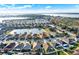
44, 13, 79, 18
0, 13, 79, 23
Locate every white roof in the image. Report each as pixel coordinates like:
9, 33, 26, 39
49, 25, 55, 28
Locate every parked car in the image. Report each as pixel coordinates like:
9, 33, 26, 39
13, 43, 24, 52
4, 42, 16, 52
21, 43, 31, 52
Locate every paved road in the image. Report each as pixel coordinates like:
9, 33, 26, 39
54, 25, 77, 41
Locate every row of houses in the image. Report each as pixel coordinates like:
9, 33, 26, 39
2, 19, 51, 28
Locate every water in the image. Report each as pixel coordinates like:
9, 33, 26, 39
52, 14, 79, 18
0, 17, 29, 23
0, 13, 79, 23
44, 13, 79, 18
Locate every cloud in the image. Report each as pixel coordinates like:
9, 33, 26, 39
0, 4, 7, 7
0, 4, 79, 14
75, 5, 79, 8
17, 5, 32, 9
45, 6, 52, 9
0, 4, 32, 9
23, 5, 32, 8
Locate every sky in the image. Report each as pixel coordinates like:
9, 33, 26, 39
0, 4, 79, 14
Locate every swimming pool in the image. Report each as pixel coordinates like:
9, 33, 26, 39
10, 28, 45, 35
